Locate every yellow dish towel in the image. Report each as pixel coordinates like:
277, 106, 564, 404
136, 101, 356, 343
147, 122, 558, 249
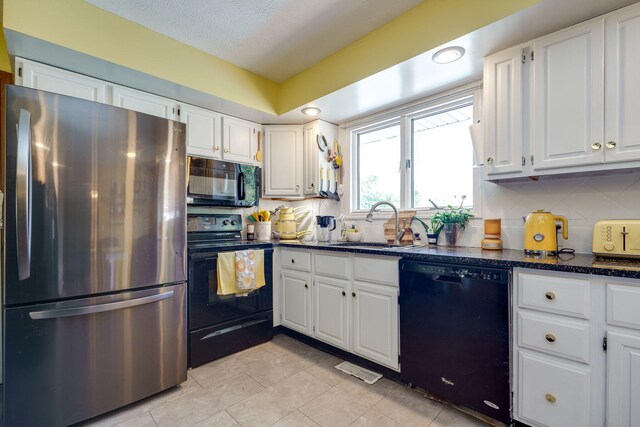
217, 250, 266, 296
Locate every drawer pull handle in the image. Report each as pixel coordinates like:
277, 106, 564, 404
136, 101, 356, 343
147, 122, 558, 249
545, 393, 557, 403
545, 291, 555, 300
545, 333, 556, 343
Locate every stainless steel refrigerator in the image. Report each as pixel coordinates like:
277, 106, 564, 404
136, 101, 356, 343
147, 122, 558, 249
3, 85, 188, 426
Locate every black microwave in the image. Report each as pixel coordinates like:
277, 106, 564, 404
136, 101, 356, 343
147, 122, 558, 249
186, 157, 261, 207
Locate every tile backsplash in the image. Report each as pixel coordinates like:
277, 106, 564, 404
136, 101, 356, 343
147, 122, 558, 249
479, 170, 640, 253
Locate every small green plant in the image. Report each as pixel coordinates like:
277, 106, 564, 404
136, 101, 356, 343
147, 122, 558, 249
431, 206, 474, 229
411, 216, 443, 235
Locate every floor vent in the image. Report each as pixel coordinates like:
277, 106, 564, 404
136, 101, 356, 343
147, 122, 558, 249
335, 361, 382, 384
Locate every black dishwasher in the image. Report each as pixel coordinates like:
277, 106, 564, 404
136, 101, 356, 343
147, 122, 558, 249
399, 260, 510, 424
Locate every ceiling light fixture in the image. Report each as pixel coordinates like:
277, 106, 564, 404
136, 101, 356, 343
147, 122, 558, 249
432, 46, 466, 64
301, 107, 321, 116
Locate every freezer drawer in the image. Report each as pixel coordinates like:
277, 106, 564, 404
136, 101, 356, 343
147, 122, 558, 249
3, 283, 187, 427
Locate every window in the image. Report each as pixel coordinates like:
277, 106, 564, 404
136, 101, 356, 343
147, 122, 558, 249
352, 91, 476, 212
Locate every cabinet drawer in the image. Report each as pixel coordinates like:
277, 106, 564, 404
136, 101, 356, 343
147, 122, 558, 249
315, 253, 350, 279
281, 249, 311, 272
518, 351, 591, 427
354, 256, 398, 286
607, 284, 640, 330
518, 312, 590, 364
519, 273, 590, 319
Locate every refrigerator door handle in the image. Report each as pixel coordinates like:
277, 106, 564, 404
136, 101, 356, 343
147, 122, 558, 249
29, 290, 174, 320
16, 108, 32, 280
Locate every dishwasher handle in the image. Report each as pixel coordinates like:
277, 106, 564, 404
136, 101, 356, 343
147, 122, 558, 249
432, 274, 463, 283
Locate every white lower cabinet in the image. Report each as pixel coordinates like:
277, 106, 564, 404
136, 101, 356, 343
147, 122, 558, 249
281, 270, 312, 335
278, 249, 400, 370
514, 269, 640, 427
352, 281, 399, 370
314, 275, 350, 350
518, 350, 591, 427
606, 332, 640, 427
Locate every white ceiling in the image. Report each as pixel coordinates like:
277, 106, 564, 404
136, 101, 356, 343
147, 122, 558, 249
84, 0, 422, 83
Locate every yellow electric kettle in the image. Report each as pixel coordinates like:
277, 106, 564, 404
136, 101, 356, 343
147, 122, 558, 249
523, 210, 568, 257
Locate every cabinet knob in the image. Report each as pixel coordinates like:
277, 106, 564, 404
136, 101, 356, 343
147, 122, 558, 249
224, 148, 229, 153
304, 283, 308, 289
352, 292, 356, 298
296, 184, 300, 189
591, 142, 602, 150
545, 291, 555, 301
342, 291, 346, 296
311, 183, 314, 188
545, 333, 556, 343
545, 393, 556, 403
291, 259, 295, 264
606, 141, 617, 149
486, 157, 494, 164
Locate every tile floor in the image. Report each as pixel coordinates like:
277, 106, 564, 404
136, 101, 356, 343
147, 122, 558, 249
84, 334, 489, 427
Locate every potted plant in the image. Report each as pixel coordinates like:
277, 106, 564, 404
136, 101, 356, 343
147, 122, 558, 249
411, 216, 443, 245
431, 206, 474, 246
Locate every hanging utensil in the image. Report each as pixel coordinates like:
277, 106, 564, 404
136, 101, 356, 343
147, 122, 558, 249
319, 166, 328, 198
255, 130, 262, 162
333, 170, 341, 201
316, 134, 328, 152
335, 141, 342, 167
332, 141, 340, 169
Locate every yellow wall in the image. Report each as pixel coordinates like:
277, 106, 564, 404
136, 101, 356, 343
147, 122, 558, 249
0, 29, 11, 73
3, 0, 278, 113
3, 0, 536, 114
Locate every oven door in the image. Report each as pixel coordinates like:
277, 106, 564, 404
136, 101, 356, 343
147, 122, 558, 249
188, 248, 273, 331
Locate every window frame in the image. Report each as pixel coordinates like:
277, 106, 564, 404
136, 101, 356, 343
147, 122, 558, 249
348, 84, 481, 217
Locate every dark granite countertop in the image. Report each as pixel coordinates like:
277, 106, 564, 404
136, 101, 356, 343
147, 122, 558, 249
276, 241, 640, 279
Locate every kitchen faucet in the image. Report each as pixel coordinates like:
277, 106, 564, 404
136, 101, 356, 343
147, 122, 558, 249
365, 201, 405, 245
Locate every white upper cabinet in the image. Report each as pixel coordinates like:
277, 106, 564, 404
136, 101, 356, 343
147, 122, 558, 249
222, 116, 260, 165
604, 5, 640, 164
483, 46, 526, 178
16, 57, 108, 103
112, 85, 178, 120
263, 125, 303, 197
179, 103, 222, 159
531, 19, 605, 171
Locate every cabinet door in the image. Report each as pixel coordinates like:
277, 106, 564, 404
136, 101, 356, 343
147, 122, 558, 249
531, 20, 604, 170
314, 276, 350, 350
604, 5, 640, 164
264, 126, 302, 196
606, 331, 640, 427
303, 123, 319, 196
483, 46, 526, 177
180, 104, 222, 158
112, 85, 177, 119
222, 116, 258, 164
281, 270, 312, 336
352, 281, 399, 370
16, 58, 108, 103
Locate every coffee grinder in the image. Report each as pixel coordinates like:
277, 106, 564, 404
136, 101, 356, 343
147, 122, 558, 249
481, 218, 503, 250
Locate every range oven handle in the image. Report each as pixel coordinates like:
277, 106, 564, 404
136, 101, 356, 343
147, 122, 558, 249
29, 291, 174, 320
16, 108, 32, 280
200, 317, 269, 341
237, 172, 246, 200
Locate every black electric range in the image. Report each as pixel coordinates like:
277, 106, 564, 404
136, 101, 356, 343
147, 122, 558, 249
187, 213, 273, 367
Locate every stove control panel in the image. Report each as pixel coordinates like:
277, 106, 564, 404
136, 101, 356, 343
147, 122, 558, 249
187, 213, 243, 233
